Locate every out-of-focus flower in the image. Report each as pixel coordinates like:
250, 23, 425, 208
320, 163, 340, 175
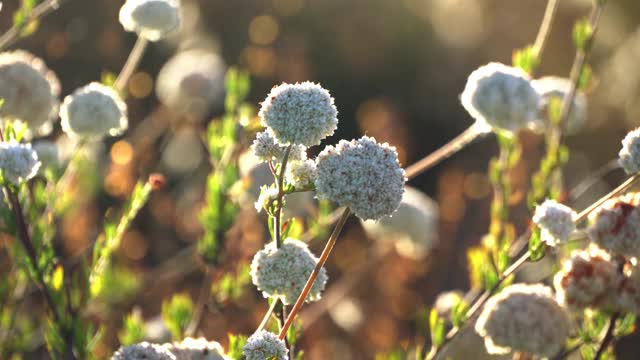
32, 140, 59, 172
250, 238, 327, 305
0, 50, 60, 136
251, 130, 307, 162
361, 186, 438, 259
171, 337, 229, 360
532, 199, 577, 247
587, 192, 640, 258
112, 342, 176, 360
60, 82, 128, 138
156, 49, 225, 119
259, 82, 338, 146
461, 62, 540, 134
475, 284, 570, 357
532, 76, 588, 134
0, 142, 40, 185
618, 127, 640, 175
315, 136, 405, 221
119, 0, 181, 41
615, 265, 640, 314
285, 159, 316, 189
243, 330, 288, 360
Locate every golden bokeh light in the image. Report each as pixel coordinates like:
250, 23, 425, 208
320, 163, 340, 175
248, 15, 280, 46
111, 140, 134, 166
128, 71, 154, 99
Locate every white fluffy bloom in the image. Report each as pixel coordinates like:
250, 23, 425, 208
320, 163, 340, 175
587, 192, 640, 258
361, 186, 438, 259
618, 127, 640, 174
0, 50, 60, 136
475, 284, 570, 357
615, 265, 640, 314
315, 136, 406, 221
171, 337, 229, 360
32, 140, 59, 172
250, 238, 327, 305
532, 76, 588, 134
251, 130, 307, 162
259, 82, 338, 146
243, 330, 288, 360
461, 62, 540, 134
119, 0, 181, 41
285, 159, 316, 189
254, 185, 279, 213
554, 247, 620, 308
532, 199, 577, 246
60, 82, 128, 138
0, 142, 40, 185
112, 342, 176, 360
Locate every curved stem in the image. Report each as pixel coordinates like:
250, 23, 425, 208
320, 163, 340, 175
0, 0, 69, 51
532, 0, 559, 62
256, 299, 279, 332
114, 37, 148, 93
569, 159, 621, 202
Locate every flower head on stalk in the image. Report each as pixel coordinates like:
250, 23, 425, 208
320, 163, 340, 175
119, 0, 182, 41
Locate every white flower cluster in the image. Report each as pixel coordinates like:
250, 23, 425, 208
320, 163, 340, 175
254, 185, 279, 212
259, 82, 338, 146
461, 62, 540, 134
315, 136, 406, 221
285, 159, 316, 189
60, 82, 128, 138
554, 247, 620, 308
250, 238, 327, 305
532, 76, 588, 134
475, 284, 570, 358
618, 127, 640, 175
251, 130, 306, 162
32, 140, 59, 172
119, 0, 181, 41
171, 337, 229, 360
532, 199, 577, 246
112, 342, 176, 360
0, 142, 40, 185
243, 330, 289, 360
615, 265, 640, 314
587, 192, 640, 258
0, 50, 60, 136
361, 186, 438, 259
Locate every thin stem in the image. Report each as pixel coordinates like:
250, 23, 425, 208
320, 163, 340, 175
278, 207, 351, 340
569, 159, 621, 201
574, 173, 640, 223
594, 312, 620, 360
114, 37, 149, 93
274, 145, 292, 248
532, 0, 559, 61
184, 269, 215, 337
256, 299, 279, 332
0, 0, 69, 51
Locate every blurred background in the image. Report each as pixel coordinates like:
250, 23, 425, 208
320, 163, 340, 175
2, 0, 640, 358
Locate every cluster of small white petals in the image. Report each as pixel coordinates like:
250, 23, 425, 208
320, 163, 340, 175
259, 82, 338, 146
60, 82, 128, 138
587, 192, 640, 258
461, 62, 540, 134
250, 238, 327, 305
243, 330, 288, 360
361, 186, 438, 259
251, 130, 307, 162
532, 76, 588, 134
618, 127, 640, 175
119, 0, 181, 41
0, 142, 40, 185
32, 140, 59, 171
112, 342, 176, 360
285, 159, 316, 189
315, 136, 406, 221
532, 199, 577, 246
554, 246, 620, 308
0, 50, 60, 135
254, 185, 279, 212
475, 284, 570, 357
615, 265, 640, 314
171, 337, 229, 360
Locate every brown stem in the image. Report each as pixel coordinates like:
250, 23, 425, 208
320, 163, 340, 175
114, 37, 149, 93
532, 0, 559, 63
274, 145, 292, 248
594, 312, 620, 360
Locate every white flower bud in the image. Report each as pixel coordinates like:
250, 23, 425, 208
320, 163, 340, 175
259, 82, 338, 146
475, 284, 570, 357
243, 330, 288, 360
532, 76, 588, 134
254, 185, 279, 213
285, 159, 316, 189
532, 199, 577, 246
618, 127, 640, 175
60, 82, 128, 138
119, 0, 181, 41
315, 136, 406, 221
0, 141, 40, 185
461, 62, 540, 134
251, 130, 307, 162
587, 192, 640, 258
112, 342, 176, 360
250, 238, 327, 305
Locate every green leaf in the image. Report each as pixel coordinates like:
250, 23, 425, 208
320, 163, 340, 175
573, 18, 593, 50
227, 333, 248, 360
512, 45, 539, 75
614, 313, 636, 337
161, 294, 194, 341
118, 310, 146, 346
429, 308, 446, 347
528, 227, 546, 262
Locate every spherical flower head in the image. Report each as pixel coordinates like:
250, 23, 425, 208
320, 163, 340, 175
243, 330, 288, 360
532, 199, 577, 246
171, 337, 229, 360
0, 50, 60, 135
60, 82, 128, 138
286, 159, 316, 189
32, 140, 59, 172
0, 142, 40, 185
461, 62, 540, 135
259, 82, 338, 146
587, 192, 640, 258
554, 246, 620, 308
251, 130, 307, 162
475, 284, 570, 357
614, 265, 640, 314
119, 0, 181, 41
250, 238, 327, 305
618, 127, 640, 175
361, 186, 438, 259
315, 136, 406, 221
112, 342, 176, 360
532, 76, 588, 134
